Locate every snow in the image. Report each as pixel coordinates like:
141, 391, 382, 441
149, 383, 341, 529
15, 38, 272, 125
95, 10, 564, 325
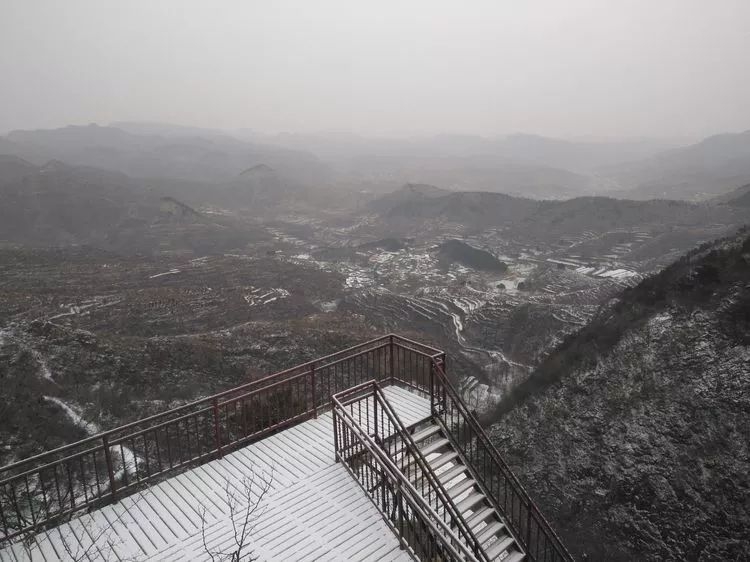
9, 387, 426, 562
44, 396, 99, 434
43, 396, 140, 479
149, 268, 181, 279
243, 287, 290, 307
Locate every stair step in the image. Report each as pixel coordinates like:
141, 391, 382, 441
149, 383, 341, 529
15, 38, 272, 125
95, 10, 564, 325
420, 438, 450, 456
485, 535, 515, 559
466, 506, 495, 530
502, 551, 525, 562
437, 464, 467, 485
456, 491, 486, 514
410, 424, 441, 443
476, 520, 505, 544
430, 451, 459, 471
446, 477, 476, 500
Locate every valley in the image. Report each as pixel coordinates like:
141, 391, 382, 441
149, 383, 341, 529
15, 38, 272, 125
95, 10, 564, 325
0, 124, 747, 561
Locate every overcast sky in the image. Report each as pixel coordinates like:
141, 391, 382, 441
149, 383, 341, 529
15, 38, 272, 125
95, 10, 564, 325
1, 0, 749, 139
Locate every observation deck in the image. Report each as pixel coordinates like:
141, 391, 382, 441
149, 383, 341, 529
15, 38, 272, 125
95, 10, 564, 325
0, 335, 572, 561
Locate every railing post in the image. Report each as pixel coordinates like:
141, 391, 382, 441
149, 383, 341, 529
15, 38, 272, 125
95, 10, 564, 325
397, 479, 405, 550
526, 501, 533, 553
389, 335, 395, 383
439, 354, 447, 413
212, 397, 222, 459
429, 361, 435, 415
373, 385, 379, 442
333, 409, 340, 463
102, 434, 117, 502
310, 363, 317, 419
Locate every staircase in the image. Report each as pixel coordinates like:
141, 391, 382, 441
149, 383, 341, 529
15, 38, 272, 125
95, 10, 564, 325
407, 421, 525, 562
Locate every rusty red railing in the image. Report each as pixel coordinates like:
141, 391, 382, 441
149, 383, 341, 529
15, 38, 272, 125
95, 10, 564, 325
0, 334, 441, 545
1, 334, 573, 562
333, 380, 488, 560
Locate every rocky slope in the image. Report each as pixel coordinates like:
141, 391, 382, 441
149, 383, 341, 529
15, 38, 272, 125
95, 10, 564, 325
488, 230, 750, 560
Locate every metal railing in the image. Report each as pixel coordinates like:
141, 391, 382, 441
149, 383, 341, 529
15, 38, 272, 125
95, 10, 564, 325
0, 333, 573, 562
332, 389, 478, 561
429, 360, 574, 562
0, 334, 431, 545
333, 380, 490, 560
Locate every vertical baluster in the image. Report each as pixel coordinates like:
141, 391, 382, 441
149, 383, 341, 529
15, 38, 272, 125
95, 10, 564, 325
9, 483, 22, 532
0, 485, 10, 538
267, 387, 273, 430
165, 423, 174, 468
131, 436, 139, 481
118, 442, 129, 486
310, 365, 317, 418
65, 460, 75, 510
212, 398, 222, 459
183, 416, 193, 464
77, 455, 88, 506
39, 469, 50, 518
248, 394, 255, 436
142, 433, 151, 477
154, 428, 163, 474
389, 336, 395, 382
52, 463, 62, 513
241, 397, 248, 438
409, 351, 419, 387
24, 475, 36, 527
525, 502, 533, 554
332, 410, 339, 462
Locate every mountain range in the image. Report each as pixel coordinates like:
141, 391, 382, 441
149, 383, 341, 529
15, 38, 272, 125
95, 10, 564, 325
4, 124, 750, 202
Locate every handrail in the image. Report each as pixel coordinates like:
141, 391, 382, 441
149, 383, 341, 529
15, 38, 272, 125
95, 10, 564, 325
332, 394, 477, 561
0, 334, 397, 476
0, 335, 425, 545
332, 380, 488, 560
370, 384, 489, 561
1, 333, 573, 561
430, 359, 574, 562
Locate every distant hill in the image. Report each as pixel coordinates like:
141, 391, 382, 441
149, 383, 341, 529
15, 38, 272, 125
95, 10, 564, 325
436, 239, 508, 272
489, 230, 750, 561
368, 185, 745, 245
242, 130, 673, 174
0, 157, 264, 253
3, 124, 331, 185
507, 196, 733, 242
0, 154, 37, 185
607, 130, 750, 200
712, 183, 750, 207
366, 183, 452, 213
370, 184, 540, 228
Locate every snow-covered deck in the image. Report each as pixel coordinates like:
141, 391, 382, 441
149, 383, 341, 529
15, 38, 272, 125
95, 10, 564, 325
1, 386, 431, 562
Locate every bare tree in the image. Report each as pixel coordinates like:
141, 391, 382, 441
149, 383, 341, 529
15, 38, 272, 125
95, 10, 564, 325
18, 492, 145, 562
200, 465, 274, 562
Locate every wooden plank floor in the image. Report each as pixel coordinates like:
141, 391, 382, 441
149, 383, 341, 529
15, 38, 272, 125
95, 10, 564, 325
1, 385, 430, 562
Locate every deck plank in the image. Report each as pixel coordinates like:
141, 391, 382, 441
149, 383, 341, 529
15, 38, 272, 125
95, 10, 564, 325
1, 384, 427, 562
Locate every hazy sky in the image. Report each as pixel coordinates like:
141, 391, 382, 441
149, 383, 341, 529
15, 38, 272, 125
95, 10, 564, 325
1, 0, 749, 139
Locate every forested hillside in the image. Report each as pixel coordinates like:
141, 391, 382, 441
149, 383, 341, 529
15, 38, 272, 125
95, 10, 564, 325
489, 229, 750, 561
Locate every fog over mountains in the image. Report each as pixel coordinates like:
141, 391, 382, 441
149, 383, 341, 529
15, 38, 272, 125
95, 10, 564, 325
0, 124, 748, 561
3, 123, 750, 204
2, 0, 750, 559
